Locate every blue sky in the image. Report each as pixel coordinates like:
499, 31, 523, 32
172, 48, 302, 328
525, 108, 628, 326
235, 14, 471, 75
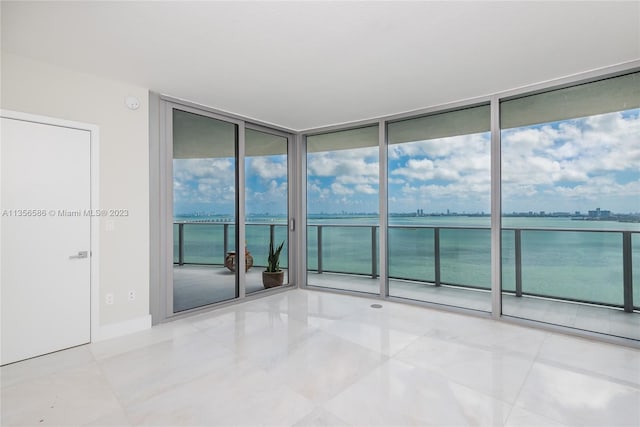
174, 109, 639, 217
307, 109, 639, 215
173, 155, 288, 216
501, 109, 639, 214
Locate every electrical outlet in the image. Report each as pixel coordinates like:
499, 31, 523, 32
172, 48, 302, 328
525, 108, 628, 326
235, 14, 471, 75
128, 290, 136, 301
106, 293, 114, 305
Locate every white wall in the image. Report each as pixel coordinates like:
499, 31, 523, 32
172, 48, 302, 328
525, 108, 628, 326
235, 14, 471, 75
1, 52, 150, 334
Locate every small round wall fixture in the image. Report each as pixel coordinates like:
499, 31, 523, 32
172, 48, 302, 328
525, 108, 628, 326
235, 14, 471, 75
370, 303, 383, 309
125, 96, 140, 110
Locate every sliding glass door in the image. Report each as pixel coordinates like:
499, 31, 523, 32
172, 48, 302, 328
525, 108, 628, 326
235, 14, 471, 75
245, 128, 290, 295
168, 107, 293, 315
172, 109, 239, 312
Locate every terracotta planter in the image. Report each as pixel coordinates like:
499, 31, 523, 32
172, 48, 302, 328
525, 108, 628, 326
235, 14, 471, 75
262, 271, 284, 288
224, 251, 253, 272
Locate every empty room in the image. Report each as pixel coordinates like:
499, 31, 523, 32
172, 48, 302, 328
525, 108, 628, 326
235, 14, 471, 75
1, 1, 639, 426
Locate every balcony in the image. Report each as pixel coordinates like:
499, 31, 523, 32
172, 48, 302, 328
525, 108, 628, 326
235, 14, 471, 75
173, 222, 640, 340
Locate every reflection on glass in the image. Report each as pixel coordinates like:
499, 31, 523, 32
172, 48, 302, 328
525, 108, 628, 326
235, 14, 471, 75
501, 72, 640, 340
387, 105, 491, 312
245, 129, 289, 294
172, 109, 237, 312
306, 125, 379, 294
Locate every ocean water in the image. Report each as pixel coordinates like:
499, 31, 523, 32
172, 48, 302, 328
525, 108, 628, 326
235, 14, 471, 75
174, 215, 640, 308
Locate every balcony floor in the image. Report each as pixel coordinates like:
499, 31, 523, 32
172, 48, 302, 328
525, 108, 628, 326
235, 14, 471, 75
173, 266, 639, 341
173, 264, 289, 312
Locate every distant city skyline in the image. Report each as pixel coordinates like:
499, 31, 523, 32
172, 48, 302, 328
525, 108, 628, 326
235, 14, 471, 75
175, 207, 639, 218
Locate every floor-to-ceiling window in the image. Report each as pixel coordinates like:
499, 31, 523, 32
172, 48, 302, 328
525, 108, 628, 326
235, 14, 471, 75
306, 125, 380, 294
158, 66, 639, 344
245, 128, 290, 294
500, 72, 640, 339
172, 109, 239, 312
387, 105, 492, 311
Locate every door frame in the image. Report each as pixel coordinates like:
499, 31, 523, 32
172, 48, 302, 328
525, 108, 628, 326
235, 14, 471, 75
151, 97, 298, 323
1, 109, 100, 343
245, 122, 298, 292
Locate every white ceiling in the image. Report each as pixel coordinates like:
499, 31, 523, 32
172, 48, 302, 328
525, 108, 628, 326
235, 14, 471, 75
2, 1, 639, 131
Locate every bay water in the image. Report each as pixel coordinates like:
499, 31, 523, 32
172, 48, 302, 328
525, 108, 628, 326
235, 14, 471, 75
174, 215, 640, 307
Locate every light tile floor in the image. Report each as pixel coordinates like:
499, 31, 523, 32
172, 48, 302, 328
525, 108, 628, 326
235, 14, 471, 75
2, 289, 640, 426
308, 272, 640, 341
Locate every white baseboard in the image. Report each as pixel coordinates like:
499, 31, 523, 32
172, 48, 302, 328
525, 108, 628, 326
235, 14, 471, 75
93, 314, 152, 342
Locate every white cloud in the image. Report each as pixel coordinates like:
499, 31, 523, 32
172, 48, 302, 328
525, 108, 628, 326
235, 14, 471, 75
248, 180, 288, 200
248, 156, 287, 180
246, 180, 288, 214
308, 147, 378, 178
393, 158, 462, 181
503, 110, 639, 181
554, 176, 640, 200
308, 180, 330, 199
390, 133, 490, 188
174, 158, 234, 181
308, 146, 379, 197
501, 110, 640, 211
173, 158, 236, 205
386, 109, 639, 212
355, 184, 377, 194
390, 132, 488, 159
308, 110, 640, 213
330, 182, 354, 195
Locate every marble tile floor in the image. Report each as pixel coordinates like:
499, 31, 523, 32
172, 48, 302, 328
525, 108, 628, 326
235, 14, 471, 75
308, 272, 640, 341
309, 273, 492, 312
2, 289, 640, 426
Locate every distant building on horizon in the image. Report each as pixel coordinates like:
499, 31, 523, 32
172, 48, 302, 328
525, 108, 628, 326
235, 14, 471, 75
588, 208, 611, 219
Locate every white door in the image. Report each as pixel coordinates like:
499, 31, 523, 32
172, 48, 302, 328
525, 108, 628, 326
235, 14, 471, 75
1, 117, 91, 365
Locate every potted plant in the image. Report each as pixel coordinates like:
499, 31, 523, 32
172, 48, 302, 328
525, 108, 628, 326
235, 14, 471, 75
262, 240, 285, 288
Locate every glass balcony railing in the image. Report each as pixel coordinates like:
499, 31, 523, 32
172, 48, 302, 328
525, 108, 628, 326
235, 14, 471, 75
307, 224, 379, 277
173, 222, 288, 269
174, 222, 639, 311
501, 228, 636, 309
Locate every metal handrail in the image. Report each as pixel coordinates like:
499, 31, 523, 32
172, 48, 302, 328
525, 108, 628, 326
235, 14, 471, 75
174, 221, 638, 311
